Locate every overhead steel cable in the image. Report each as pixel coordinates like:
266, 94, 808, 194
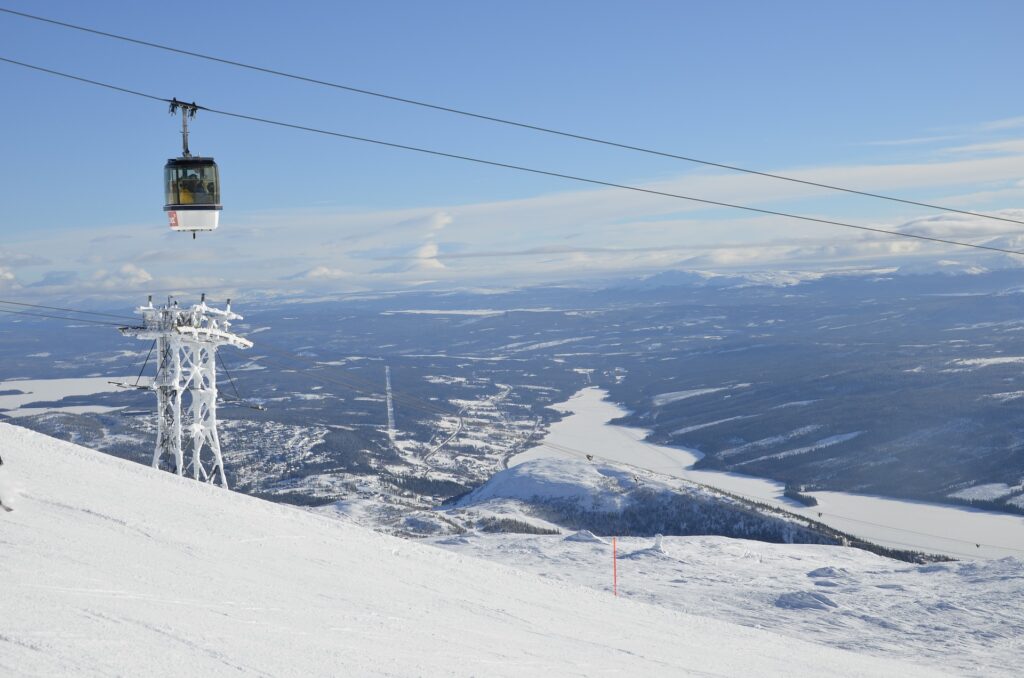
0, 306, 125, 326
0, 298, 137, 321
2, 6, 1022, 228
215, 351, 265, 410
2, 56, 1022, 260
0, 294, 459, 418
133, 340, 155, 387
217, 352, 245, 403
0, 56, 166, 103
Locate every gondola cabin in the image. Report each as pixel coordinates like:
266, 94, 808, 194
164, 157, 221, 233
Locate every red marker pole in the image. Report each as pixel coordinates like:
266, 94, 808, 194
612, 536, 618, 597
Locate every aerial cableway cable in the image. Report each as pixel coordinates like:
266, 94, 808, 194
0, 306, 126, 326
1, 5, 1022, 228
0, 298, 137, 321
1, 56, 1023, 260
133, 341, 155, 387
0, 298, 454, 418
215, 352, 264, 410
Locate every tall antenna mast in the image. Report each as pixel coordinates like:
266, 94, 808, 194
385, 365, 396, 442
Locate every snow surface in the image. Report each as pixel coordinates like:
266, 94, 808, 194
0, 423, 938, 677
670, 414, 757, 436
947, 356, 1024, 369
432, 534, 1023, 677
455, 456, 636, 512
3, 404, 126, 418
382, 308, 562, 316
651, 384, 748, 407
983, 390, 1024, 402
949, 483, 1020, 501
734, 431, 863, 466
512, 387, 1024, 559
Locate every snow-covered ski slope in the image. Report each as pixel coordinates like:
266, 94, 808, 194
0, 423, 943, 677
433, 534, 1023, 676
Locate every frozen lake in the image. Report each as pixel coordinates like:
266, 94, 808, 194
513, 387, 1024, 560
0, 376, 135, 418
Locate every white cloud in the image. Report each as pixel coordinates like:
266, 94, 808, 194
426, 211, 452, 234
0, 266, 18, 290
862, 135, 959, 147
89, 263, 153, 290
406, 242, 447, 272
979, 116, 1024, 132
0, 249, 48, 267
942, 139, 1024, 156
302, 266, 350, 280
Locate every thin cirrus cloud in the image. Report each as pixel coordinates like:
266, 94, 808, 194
862, 135, 961, 147
978, 116, 1024, 132
6, 132, 1024, 299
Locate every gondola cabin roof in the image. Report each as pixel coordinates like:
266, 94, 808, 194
164, 156, 218, 168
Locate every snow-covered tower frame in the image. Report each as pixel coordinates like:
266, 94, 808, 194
121, 296, 252, 488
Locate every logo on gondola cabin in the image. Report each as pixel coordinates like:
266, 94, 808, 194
168, 211, 178, 228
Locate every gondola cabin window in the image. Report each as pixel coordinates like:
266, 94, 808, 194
164, 160, 220, 208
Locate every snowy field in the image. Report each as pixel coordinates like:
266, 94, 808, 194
432, 533, 1023, 677
0, 376, 135, 418
0, 423, 940, 677
512, 387, 1024, 560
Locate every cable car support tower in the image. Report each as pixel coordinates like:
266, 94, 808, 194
120, 296, 252, 488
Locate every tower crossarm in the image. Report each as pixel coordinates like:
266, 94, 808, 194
174, 325, 253, 349
119, 326, 164, 340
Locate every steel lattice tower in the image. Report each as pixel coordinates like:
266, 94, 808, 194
121, 297, 252, 488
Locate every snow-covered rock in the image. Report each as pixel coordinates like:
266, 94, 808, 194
563, 529, 608, 544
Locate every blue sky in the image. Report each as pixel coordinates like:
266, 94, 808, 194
2, 0, 1024, 299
